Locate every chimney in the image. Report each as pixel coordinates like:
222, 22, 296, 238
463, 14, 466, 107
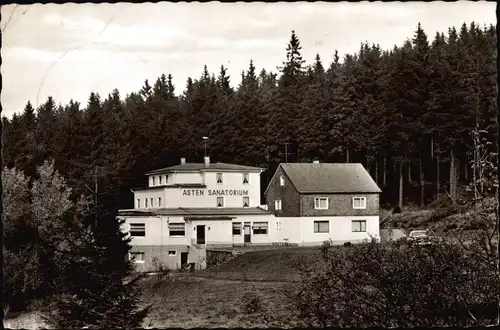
313, 160, 320, 164
180, 157, 186, 165
204, 156, 210, 168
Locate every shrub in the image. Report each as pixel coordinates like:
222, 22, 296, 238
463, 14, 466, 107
241, 291, 262, 314
286, 239, 499, 327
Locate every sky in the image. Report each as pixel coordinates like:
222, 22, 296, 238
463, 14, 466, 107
1, 1, 496, 118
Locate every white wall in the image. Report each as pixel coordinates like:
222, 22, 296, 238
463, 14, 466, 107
121, 214, 379, 248
164, 172, 261, 208
134, 189, 166, 209
172, 172, 204, 185
134, 172, 262, 209
299, 216, 380, 245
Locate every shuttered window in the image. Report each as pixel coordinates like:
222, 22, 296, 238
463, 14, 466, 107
252, 222, 268, 235
169, 223, 186, 237
129, 223, 145, 237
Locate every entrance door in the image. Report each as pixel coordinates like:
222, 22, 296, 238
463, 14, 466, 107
196, 225, 206, 244
181, 252, 189, 267
244, 222, 251, 243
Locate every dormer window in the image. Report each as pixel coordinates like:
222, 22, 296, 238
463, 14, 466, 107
243, 173, 249, 184
280, 176, 285, 186
216, 173, 223, 184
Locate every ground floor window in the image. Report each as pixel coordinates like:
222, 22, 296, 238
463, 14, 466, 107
233, 222, 242, 235
314, 220, 329, 233
169, 223, 186, 237
129, 223, 146, 237
352, 220, 367, 232
168, 250, 176, 256
129, 252, 145, 263
252, 222, 268, 235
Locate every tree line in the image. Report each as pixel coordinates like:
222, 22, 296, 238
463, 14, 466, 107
2, 22, 497, 213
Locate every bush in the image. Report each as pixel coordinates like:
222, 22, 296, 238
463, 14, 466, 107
241, 291, 262, 314
286, 239, 498, 327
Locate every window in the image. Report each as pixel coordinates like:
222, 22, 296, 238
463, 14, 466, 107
129, 223, 145, 237
169, 223, 186, 237
137, 199, 141, 208
314, 221, 329, 233
275, 221, 282, 231
275, 200, 282, 210
280, 176, 285, 186
129, 252, 145, 263
216, 173, 223, 184
168, 250, 176, 256
243, 173, 249, 184
150, 198, 154, 208
314, 197, 329, 210
165, 174, 169, 183
159, 176, 162, 185
232, 222, 242, 235
145, 198, 148, 208
352, 197, 367, 209
152, 176, 155, 186
243, 196, 250, 208
217, 197, 224, 208
253, 222, 268, 235
158, 197, 162, 208
352, 220, 367, 232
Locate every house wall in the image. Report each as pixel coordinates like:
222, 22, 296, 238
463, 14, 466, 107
265, 166, 301, 217
135, 172, 262, 209
134, 189, 166, 209
300, 193, 379, 217
298, 215, 380, 246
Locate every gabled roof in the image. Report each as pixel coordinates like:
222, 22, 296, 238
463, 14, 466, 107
118, 207, 272, 217
278, 163, 381, 194
145, 162, 264, 175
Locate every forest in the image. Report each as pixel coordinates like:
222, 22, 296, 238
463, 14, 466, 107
2, 22, 497, 214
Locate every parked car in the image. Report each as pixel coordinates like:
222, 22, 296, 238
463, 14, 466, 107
407, 230, 432, 245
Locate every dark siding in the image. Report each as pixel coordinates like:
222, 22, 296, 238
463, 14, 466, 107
265, 166, 301, 217
300, 193, 379, 217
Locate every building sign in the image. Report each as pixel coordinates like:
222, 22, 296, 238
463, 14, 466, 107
182, 189, 248, 196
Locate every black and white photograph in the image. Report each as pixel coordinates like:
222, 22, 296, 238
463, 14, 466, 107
1, 1, 498, 328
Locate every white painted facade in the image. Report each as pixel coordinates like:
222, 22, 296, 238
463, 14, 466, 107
135, 172, 261, 209
119, 158, 381, 271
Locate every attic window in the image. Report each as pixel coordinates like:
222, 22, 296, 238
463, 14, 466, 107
352, 197, 367, 209
280, 176, 285, 186
159, 175, 162, 185
243, 173, 249, 184
314, 197, 329, 210
152, 176, 156, 186
275, 200, 282, 211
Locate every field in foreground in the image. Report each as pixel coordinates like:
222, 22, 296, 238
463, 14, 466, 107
139, 247, 319, 328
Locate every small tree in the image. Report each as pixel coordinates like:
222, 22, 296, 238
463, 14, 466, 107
49, 208, 150, 329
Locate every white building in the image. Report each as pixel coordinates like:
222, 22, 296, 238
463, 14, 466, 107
119, 158, 381, 271
118, 157, 275, 271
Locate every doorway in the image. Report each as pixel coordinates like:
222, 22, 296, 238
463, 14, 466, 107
181, 252, 189, 267
197, 225, 206, 244
244, 222, 251, 243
